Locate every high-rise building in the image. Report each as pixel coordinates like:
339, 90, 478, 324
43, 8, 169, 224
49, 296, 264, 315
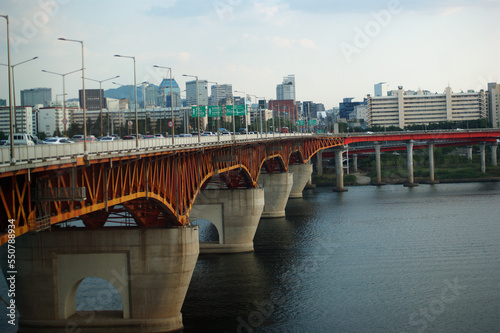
488, 82, 500, 128
276, 74, 295, 101
186, 80, 208, 106
367, 86, 488, 128
374, 82, 389, 97
21, 88, 52, 107
339, 98, 366, 120
158, 78, 181, 108
209, 84, 233, 106
143, 83, 157, 108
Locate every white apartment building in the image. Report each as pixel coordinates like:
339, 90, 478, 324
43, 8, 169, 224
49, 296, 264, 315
0, 106, 33, 135
367, 86, 488, 128
38, 106, 76, 136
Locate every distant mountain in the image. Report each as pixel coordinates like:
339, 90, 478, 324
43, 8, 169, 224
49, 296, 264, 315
104, 86, 142, 102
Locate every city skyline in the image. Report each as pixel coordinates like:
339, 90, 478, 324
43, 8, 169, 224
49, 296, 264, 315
0, 0, 499, 109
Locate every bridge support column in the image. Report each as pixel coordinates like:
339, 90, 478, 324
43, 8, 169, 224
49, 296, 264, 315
427, 142, 439, 184
353, 154, 358, 173
305, 175, 316, 189
191, 188, 265, 254
258, 172, 293, 218
316, 150, 323, 176
467, 146, 473, 160
480, 142, 486, 173
0, 227, 199, 333
333, 146, 348, 192
372, 142, 385, 186
289, 163, 313, 198
491, 142, 498, 166
404, 140, 419, 187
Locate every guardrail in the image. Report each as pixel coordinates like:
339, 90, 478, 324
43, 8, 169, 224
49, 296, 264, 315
0, 133, 314, 167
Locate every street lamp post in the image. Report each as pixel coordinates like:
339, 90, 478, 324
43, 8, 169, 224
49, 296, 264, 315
248, 94, 265, 138
1, 56, 38, 132
182, 74, 200, 143
85, 75, 119, 137
1, 15, 15, 163
235, 90, 247, 138
112, 81, 133, 135
42, 68, 82, 137
153, 65, 175, 144
59, 37, 87, 153
115, 55, 139, 147
207, 81, 220, 142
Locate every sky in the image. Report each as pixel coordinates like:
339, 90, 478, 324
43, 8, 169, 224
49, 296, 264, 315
0, 0, 500, 109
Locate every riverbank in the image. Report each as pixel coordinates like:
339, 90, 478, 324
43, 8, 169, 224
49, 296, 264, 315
311, 172, 500, 187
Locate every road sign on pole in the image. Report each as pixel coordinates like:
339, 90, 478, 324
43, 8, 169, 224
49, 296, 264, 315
208, 106, 221, 117
168, 121, 173, 128
190, 106, 207, 117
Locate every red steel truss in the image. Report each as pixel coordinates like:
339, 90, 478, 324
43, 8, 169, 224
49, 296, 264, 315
0, 136, 343, 245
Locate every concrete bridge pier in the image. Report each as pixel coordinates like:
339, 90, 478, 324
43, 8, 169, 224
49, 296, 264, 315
332, 146, 348, 192
427, 142, 439, 184
289, 163, 314, 198
316, 150, 323, 176
491, 142, 498, 166
372, 142, 386, 186
258, 173, 293, 218
191, 188, 265, 254
0, 227, 199, 333
404, 140, 419, 187
467, 146, 473, 160
352, 154, 358, 173
480, 142, 486, 173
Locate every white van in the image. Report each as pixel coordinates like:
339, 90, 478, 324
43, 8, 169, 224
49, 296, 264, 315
6, 133, 35, 146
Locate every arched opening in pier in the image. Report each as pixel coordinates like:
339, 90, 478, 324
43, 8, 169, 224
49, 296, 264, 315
74, 276, 124, 319
192, 218, 220, 243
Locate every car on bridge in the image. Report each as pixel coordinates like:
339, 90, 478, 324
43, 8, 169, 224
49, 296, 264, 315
43, 137, 74, 144
99, 136, 118, 141
71, 134, 84, 142
122, 134, 145, 140
179, 133, 192, 137
7, 133, 36, 146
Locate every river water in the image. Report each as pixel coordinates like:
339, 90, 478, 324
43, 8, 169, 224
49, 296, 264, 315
1, 183, 499, 332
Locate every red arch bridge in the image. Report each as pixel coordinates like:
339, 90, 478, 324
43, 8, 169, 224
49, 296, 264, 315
0, 130, 498, 333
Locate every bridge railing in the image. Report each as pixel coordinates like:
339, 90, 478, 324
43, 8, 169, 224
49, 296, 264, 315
0, 132, 314, 166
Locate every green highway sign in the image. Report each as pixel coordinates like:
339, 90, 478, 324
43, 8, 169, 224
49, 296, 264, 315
226, 105, 246, 116
190, 106, 207, 117
297, 120, 304, 126
309, 119, 317, 125
208, 106, 221, 117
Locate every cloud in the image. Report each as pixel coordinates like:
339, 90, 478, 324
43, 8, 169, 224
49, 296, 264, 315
299, 39, 318, 50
